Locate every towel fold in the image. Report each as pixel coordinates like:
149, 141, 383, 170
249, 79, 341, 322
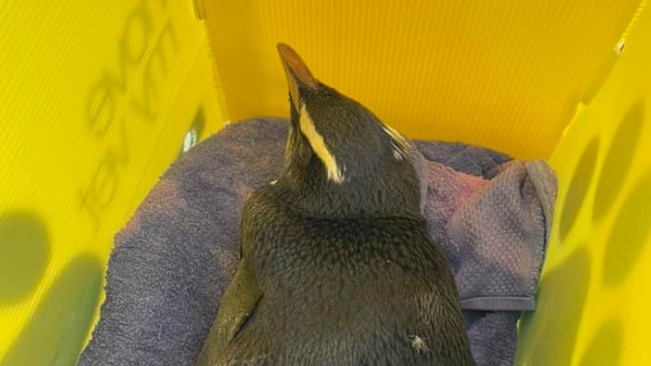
78, 118, 557, 366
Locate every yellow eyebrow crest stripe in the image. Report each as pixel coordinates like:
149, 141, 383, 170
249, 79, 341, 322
299, 106, 345, 183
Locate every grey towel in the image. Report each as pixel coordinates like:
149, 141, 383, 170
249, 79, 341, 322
77, 118, 557, 366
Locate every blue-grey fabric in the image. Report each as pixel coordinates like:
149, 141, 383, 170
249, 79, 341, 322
77, 118, 557, 366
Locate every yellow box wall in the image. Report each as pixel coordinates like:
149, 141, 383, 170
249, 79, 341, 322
0, 1, 224, 365
516, 1, 651, 365
201, 0, 641, 159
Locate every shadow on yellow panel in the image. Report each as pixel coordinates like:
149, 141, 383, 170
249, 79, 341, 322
576, 320, 624, 366
601, 170, 651, 287
0, 212, 50, 305
517, 248, 592, 365
1, 255, 102, 366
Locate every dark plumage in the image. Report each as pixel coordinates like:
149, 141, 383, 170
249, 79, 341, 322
195, 43, 475, 366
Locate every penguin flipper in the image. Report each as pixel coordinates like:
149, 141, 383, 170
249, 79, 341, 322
194, 257, 262, 366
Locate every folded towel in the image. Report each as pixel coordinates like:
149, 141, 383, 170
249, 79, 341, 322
77, 118, 557, 366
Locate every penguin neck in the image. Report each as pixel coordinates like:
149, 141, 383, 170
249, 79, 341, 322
277, 160, 422, 219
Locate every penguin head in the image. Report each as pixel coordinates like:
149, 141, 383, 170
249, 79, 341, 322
275, 43, 421, 218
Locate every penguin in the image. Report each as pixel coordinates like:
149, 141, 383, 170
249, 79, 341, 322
195, 43, 476, 366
